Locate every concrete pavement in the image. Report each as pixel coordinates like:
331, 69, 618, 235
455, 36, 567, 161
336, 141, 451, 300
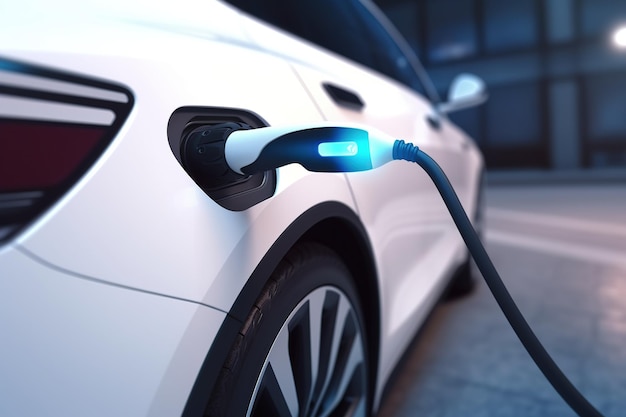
376, 184, 626, 417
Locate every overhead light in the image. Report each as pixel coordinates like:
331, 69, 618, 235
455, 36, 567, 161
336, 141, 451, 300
612, 25, 626, 48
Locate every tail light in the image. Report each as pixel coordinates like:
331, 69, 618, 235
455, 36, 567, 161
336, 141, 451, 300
0, 57, 133, 244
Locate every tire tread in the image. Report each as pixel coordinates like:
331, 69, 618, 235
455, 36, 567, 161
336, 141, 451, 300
206, 242, 352, 416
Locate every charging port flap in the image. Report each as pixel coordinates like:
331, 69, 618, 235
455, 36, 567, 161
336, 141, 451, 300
167, 107, 276, 211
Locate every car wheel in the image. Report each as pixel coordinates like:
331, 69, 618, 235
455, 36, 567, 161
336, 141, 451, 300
207, 242, 371, 417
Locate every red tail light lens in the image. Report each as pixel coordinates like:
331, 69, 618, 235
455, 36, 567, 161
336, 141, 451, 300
0, 58, 133, 243
0, 121, 106, 190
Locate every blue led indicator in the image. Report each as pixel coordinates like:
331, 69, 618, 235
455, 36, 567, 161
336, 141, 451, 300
318, 141, 359, 157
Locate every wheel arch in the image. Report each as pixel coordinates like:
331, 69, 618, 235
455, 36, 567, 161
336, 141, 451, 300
183, 201, 381, 417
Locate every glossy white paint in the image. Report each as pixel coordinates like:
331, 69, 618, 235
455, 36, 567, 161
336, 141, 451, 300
0, 0, 484, 414
0, 247, 225, 417
8, 16, 337, 310
284, 55, 480, 400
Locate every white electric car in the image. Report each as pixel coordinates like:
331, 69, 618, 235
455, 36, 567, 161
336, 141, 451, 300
0, 0, 485, 415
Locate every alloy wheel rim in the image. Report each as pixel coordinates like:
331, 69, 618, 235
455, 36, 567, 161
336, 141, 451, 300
247, 285, 367, 417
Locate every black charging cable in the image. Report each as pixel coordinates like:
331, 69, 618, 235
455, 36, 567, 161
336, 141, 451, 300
183, 122, 604, 416
393, 140, 602, 417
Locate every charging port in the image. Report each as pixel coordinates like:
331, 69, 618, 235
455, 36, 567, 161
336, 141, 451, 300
167, 107, 276, 211
181, 122, 251, 190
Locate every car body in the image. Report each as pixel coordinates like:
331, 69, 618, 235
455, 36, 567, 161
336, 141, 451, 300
0, 0, 484, 415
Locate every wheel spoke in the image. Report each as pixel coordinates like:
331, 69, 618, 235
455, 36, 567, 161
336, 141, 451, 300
311, 292, 352, 416
333, 333, 365, 405
248, 286, 367, 417
288, 303, 313, 414
308, 290, 340, 415
317, 311, 365, 416
263, 328, 299, 416
250, 364, 294, 417
321, 347, 366, 417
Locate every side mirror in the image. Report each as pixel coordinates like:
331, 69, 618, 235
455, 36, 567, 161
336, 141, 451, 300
438, 73, 487, 114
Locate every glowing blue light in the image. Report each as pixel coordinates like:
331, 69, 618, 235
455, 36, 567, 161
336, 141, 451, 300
318, 141, 359, 157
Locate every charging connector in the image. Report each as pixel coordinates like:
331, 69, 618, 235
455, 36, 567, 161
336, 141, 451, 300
223, 122, 396, 174
191, 123, 602, 417
180, 122, 251, 191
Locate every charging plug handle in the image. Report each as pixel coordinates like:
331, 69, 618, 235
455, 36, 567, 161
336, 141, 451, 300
224, 123, 396, 175
237, 127, 373, 174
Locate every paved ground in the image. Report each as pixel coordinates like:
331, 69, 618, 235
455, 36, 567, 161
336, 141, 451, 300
376, 184, 626, 417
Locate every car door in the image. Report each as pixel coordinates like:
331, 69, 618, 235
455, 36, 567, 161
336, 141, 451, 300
236, 0, 480, 389
292, 58, 475, 392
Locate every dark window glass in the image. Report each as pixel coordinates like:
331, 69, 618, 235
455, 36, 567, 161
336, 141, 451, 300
225, 0, 426, 95
581, 0, 626, 38
485, 83, 542, 147
483, 0, 539, 52
377, 1, 421, 56
426, 0, 477, 62
584, 73, 626, 143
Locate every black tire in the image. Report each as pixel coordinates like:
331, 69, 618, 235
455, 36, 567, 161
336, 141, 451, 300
207, 242, 371, 417
445, 256, 477, 298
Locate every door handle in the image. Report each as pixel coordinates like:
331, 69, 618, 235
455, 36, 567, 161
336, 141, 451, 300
322, 83, 365, 111
426, 113, 441, 130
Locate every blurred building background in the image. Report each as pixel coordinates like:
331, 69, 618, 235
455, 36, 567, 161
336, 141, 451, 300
375, 0, 626, 177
